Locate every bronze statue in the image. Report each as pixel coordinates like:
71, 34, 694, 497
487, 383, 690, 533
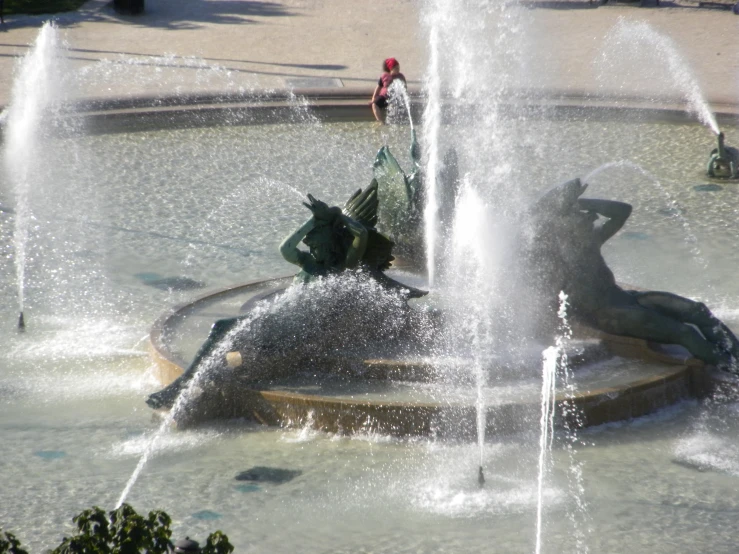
280, 195, 369, 282
146, 182, 426, 411
527, 178, 739, 370
707, 131, 738, 180
372, 129, 460, 261
373, 129, 423, 259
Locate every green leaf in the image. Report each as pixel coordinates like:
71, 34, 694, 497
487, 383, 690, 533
0, 530, 30, 554
202, 531, 235, 554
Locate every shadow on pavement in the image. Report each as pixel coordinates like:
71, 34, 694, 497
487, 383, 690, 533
0, 0, 295, 31
114, 0, 295, 29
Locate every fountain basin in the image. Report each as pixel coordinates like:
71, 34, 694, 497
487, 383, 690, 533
5, 93, 739, 551
149, 275, 720, 435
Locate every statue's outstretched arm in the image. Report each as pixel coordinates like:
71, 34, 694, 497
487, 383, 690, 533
279, 217, 316, 266
340, 214, 368, 269
577, 198, 632, 244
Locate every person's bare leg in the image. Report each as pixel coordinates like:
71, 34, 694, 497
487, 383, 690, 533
372, 104, 386, 124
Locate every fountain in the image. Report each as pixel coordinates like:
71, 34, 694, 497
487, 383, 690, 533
3, 23, 68, 332
600, 20, 739, 182
4, 6, 739, 554
707, 131, 739, 179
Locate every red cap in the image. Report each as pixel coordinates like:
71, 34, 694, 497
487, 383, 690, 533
384, 57, 398, 71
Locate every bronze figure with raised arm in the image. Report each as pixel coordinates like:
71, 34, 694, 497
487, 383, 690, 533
146, 183, 424, 410
530, 178, 739, 371
280, 194, 368, 282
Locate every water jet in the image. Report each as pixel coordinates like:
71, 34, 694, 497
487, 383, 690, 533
4, 10, 739, 554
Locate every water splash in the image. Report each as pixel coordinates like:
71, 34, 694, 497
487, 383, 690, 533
3, 23, 68, 328
601, 20, 719, 135
286, 90, 322, 125
116, 275, 418, 506
475, 353, 486, 477
115, 307, 263, 507
421, 0, 529, 293
535, 292, 589, 554
422, 10, 443, 286
555, 292, 589, 554
447, 182, 504, 488
389, 80, 415, 131
535, 345, 558, 554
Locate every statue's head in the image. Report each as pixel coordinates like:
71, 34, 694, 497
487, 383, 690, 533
531, 178, 586, 221
303, 217, 353, 268
300, 194, 354, 268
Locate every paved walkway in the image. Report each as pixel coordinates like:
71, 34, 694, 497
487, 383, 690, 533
0, 0, 735, 108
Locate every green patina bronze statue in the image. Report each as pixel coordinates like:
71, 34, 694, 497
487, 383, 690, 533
279, 196, 369, 281
372, 129, 460, 260
372, 130, 423, 261
527, 177, 739, 370
279, 180, 426, 297
707, 132, 739, 180
146, 182, 427, 411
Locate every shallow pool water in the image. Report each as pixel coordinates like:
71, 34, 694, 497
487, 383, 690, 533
1, 118, 739, 552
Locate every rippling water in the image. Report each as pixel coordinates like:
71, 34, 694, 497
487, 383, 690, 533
1, 119, 738, 552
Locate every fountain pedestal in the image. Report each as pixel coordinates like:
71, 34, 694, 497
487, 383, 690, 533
148, 277, 724, 435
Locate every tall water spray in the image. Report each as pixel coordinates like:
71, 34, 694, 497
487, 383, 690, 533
448, 182, 509, 485
3, 22, 67, 329
421, 0, 530, 284
557, 293, 589, 554
422, 0, 532, 487
535, 344, 558, 554
601, 20, 720, 135
421, 7, 443, 286
535, 292, 589, 554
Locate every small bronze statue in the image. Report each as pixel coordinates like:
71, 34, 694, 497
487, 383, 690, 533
373, 128, 460, 261
527, 178, 739, 371
279, 195, 369, 282
707, 132, 738, 179
373, 129, 424, 258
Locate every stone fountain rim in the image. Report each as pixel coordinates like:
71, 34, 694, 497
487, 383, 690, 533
149, 275, 710, 436
57, 87, 739, 132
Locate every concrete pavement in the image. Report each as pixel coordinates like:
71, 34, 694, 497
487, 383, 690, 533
0, 0, 735, 109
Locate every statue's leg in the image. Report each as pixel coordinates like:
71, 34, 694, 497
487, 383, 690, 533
594, 304, 725, 365
146, 317, 243, 409
632, 291, 739, 360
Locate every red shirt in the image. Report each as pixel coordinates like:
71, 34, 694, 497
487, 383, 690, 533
378, 72, 407, 97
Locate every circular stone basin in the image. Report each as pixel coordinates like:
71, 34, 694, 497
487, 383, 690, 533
150, 275, 712, 437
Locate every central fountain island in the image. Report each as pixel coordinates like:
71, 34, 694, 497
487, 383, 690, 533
146, 126, 737, 439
